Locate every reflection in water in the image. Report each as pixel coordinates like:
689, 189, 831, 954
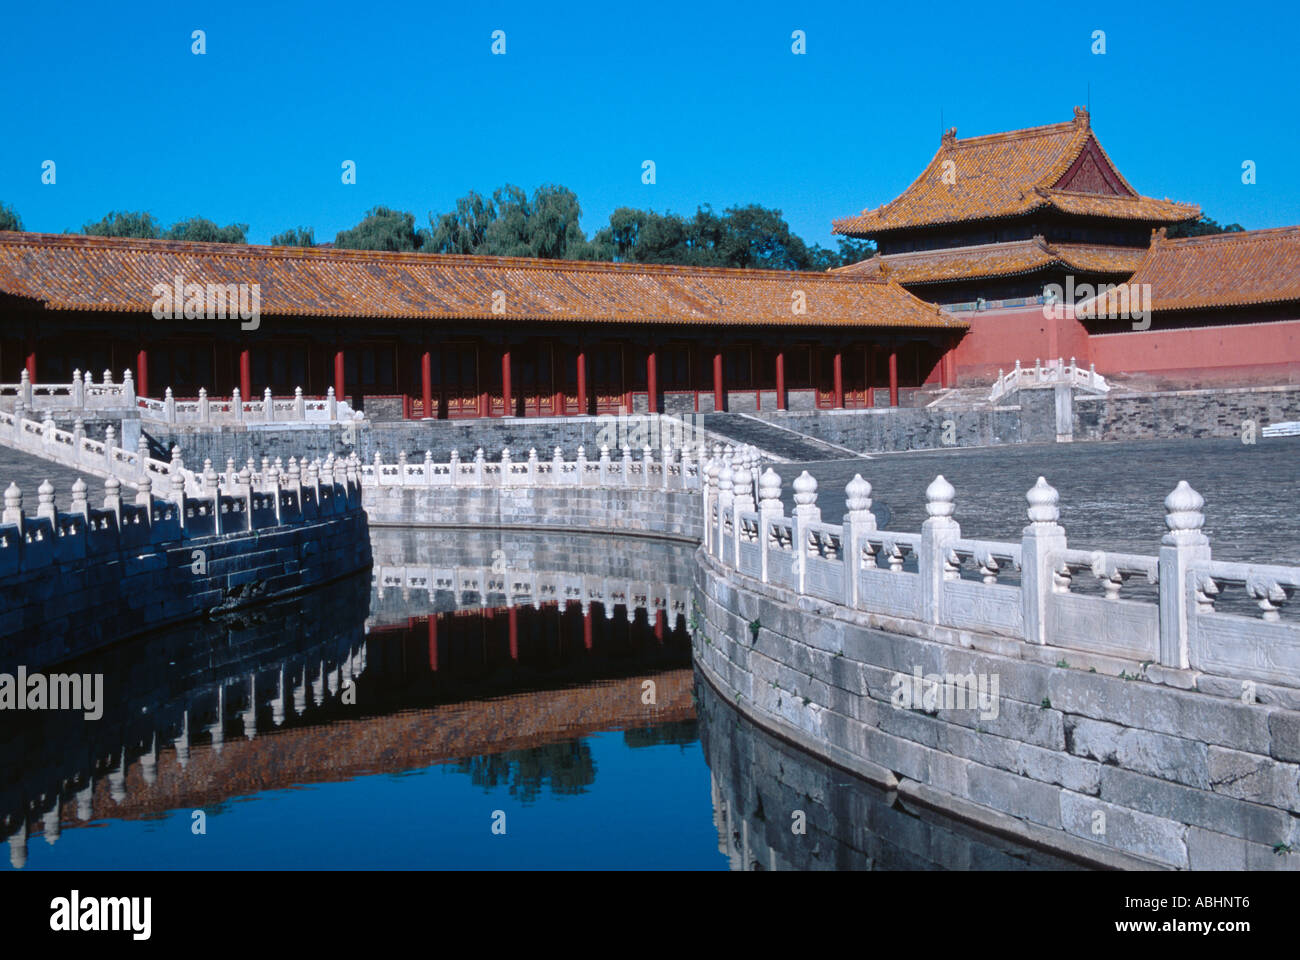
695, 675, 1089, 871
1, 528, 716, 870
4, 522, 1106, 870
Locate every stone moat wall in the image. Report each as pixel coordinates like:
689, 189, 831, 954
362, 483, 703, 543
692, 550, 1300, 870
0, 479, 372, 671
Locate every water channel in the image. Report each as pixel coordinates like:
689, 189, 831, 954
3, 437, 1295, 870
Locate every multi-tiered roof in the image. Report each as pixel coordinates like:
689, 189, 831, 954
831, 108, 1200, 300
833, 107, 1199, 238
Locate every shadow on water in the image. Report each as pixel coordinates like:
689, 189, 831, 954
695, 673, 1090, 871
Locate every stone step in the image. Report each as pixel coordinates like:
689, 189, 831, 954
700, 413, 859, 462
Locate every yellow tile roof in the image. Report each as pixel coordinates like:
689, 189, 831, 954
1083, 225, 1300, 314
0, 232, 968, 330
832, 108, 1199, 236
832, 236, 1146, 284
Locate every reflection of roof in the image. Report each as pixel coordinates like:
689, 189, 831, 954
57, 670, 694, 826
833, 108, 1199, 236
832, 237, 1145, 285
1083, 226, 1300, 314
0, 232, 966, 330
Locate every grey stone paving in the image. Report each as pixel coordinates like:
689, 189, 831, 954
763, 436, 1300, 565
0, 447, 96, 501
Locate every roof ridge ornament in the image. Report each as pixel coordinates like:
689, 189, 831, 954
1073, 105, 1089, 126
941, 127, 957, 146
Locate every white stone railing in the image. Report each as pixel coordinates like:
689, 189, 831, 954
0, 369, 136, 413
0, 454, 365, 576
357, 441, 733, 492
703, 456, 1300, 691
136, 386, 360, 425
0, 370, 360, 425
0, 407, 196, 493
989, 357, 1109, 403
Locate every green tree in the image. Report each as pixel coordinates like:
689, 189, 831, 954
81, 210, 162, 238
479, 184, 533, 257
166, 217, 248, 243
1166, 215, 1246, 239
526, 184, 587, 259
0, 202, 21, 232
836, 236, 876, 265
269, 227, 315, 247
334, 206, 423, 251
424, 190, 497, 254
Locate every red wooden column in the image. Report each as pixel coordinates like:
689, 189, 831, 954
136, 348, 149, 399
421, 350, 433, 418
508, 605, 519, 659
427, 616, 438, 671
654, 609, 664, 643
888, 345, 899, 407
333, 347, 345, 399
712, 348, 724, 412
552, 341, 563, 415
576, 346, 587, 416
833, 350, 844, 408
240, 347, 252, 400
646, 345, 658, 414
500, 347, 512, 417
775, 350, 786, 411
583, 607, 593, 650
24, 347, 36, 381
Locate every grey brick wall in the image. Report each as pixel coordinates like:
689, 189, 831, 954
693, 551, 1300, 870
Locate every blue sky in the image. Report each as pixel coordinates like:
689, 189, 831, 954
2, 0, 1295, 247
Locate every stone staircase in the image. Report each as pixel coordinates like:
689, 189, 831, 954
700, 413, 862, 462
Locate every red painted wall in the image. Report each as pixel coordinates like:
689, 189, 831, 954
1089, 319, 1300, 385
951, 305, 1092, 384
949, 305, 1300, 387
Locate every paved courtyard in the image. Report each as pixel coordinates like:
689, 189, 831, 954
766, 436, 1300, 564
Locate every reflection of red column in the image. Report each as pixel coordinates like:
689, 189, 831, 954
654, 609, 664, 643
427, 616, 438, 671
583, 609, 593, 650
421, 350, 433, 419
888, 347, 899, 407
833, 350, 844, 408
333, 348, 345, 398
508, 606, 518, 660
576, 347, 587, 415
501, 349, 512, 418
775, 351, 785, 411
240, 348, 252, 399
712, 349, 723, 411
646, 347, 658, 414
